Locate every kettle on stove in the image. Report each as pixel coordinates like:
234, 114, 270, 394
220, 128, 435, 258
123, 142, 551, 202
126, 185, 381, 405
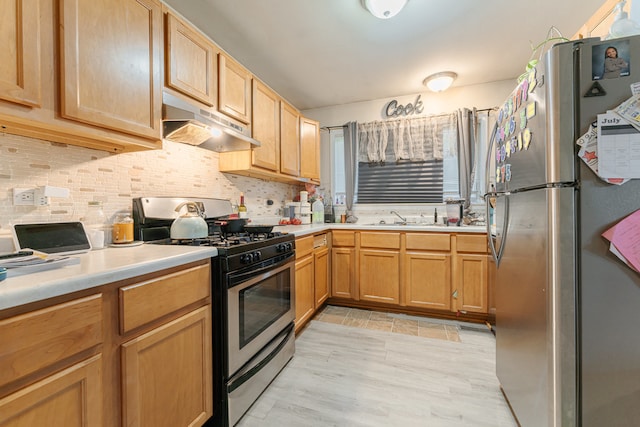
170, 201, 208, 239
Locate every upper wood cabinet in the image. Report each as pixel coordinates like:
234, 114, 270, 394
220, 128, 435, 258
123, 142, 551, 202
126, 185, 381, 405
165, 11, 218, 107
59, 0, 163, 140
0, 0, 163, 152
251, 79, 280, 171
218, 52, 251, 124
280, 100, 300, 177
300, 116, 320, 181
0, 0, 41, 107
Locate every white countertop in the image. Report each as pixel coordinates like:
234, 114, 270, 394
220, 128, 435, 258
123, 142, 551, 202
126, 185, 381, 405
274, 222, 487, 237
0, 244, 217, 312
0, 223, 486, 312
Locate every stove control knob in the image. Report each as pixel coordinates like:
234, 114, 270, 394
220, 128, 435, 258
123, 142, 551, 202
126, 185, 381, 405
285, 243, 293, 252
254, 251, 262, 261
276, 243, 286, 253
240, 253, 253, 264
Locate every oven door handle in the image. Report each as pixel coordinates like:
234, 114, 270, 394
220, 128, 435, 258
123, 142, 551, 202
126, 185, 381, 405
228, 252, 294, 288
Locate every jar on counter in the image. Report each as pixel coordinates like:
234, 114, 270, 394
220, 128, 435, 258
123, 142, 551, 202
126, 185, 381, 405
112, 212, 134, 244
84, 201, 107, 249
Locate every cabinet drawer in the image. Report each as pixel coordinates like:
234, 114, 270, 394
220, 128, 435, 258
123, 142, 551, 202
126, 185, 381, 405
406, 233, 450, 251
296, 235, 314, 259
360, 232, 400, 249
0, 294, 103, 387
120, 263, 210, 334
456, 234, 488, 253
332, 231, 355, 247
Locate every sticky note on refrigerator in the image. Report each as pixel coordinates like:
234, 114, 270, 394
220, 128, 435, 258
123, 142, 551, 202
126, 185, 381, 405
602, 209, 640, 273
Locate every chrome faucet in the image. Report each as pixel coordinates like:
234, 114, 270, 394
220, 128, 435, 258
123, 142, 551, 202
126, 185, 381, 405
390, 210, 406, 223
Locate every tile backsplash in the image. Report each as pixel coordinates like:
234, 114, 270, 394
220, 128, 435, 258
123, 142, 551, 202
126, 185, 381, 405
0, 133, 298, 231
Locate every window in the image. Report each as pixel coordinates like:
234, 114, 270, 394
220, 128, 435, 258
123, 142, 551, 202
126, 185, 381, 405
330, 110, 493, 206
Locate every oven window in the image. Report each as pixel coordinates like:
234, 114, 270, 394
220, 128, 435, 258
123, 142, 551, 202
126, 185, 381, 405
239, 268, 291, 348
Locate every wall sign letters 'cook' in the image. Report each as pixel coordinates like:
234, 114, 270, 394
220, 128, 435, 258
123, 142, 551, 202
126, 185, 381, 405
385, 95, 424, 118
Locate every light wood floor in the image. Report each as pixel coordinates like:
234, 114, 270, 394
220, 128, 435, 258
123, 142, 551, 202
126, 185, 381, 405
237, 307, 517, 427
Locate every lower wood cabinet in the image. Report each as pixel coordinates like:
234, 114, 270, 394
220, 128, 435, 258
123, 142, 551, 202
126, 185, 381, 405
404, 252, 451, 310
294, 233, 330, 333
295, 253, 315, 331
327, 230, 489, 319
0, 354, 103, 426
359, 249, 400, 304
121, 306, 212, 427
0, 260, 212, 427
454, 253, 488, 314
314, 244, 329, 306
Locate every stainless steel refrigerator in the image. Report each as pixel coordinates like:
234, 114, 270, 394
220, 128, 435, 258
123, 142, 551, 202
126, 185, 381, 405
486, 35, 640, 427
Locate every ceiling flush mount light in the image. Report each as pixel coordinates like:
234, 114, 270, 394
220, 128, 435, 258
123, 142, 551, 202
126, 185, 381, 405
423, 71, 458, 92
362, 0, 408, 19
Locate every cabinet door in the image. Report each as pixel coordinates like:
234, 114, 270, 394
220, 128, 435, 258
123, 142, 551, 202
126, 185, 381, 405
359, 249, 400, 304
165, 12, 217, 106
295, 255, 315, 332
280, 100, 300, 177
300, 116, 320, 180
218, 52, 251, 124
59, 0, 162, 139
454, 254, 488, 313
251, 80, 280, 171
404, 252, 451, 310
314, 246, 329, 307
0, 0, 41, 107
331, 247, 355, 299
0, 355, 102, 426
121, 306, 213, 427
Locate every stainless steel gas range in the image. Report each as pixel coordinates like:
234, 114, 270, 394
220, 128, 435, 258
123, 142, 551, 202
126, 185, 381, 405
132, 197, 296, 426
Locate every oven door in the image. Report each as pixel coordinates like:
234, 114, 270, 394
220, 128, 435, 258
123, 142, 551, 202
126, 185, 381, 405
227, 255, 295, 376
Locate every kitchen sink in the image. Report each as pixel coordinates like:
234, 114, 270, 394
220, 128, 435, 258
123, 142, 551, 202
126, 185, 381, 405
364, 221, 444, 227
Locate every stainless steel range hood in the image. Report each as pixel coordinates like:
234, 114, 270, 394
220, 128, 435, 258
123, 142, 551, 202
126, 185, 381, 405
162, 91, 260, 152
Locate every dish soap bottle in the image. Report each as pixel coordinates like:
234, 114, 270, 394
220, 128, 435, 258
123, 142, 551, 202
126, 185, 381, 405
238, 192, 248, 218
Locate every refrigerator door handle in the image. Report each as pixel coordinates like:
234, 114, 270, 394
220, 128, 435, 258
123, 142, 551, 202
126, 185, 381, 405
488, 193, 510, 267
484, 121, 498, 196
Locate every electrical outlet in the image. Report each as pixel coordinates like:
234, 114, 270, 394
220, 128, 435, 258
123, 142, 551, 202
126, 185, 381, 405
33, 188, 49, 206
13, 188, 35, 206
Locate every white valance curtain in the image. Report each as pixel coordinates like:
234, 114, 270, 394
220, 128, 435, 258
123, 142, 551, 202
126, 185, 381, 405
357, 114, 456, 163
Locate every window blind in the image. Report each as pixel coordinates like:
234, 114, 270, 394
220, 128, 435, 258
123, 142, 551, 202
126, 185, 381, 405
356, 159, 444, 203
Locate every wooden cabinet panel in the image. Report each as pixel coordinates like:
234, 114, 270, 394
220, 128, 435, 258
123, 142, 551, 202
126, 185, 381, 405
314, 246, 330, 307
121, 306, 212, 427
59, 0, 162, 139
120, 264, 210, 334
454, 254, 488, 313
300, 116, 320, 181
360, 232, 400, 250
218, 52, 251, 124
295, 235, 314, 260
295, 255, 315, 332
456, 234, 488, 253
0, 0, 41, 107
0, 294, 102, 387
359, 249, 399, 304
405, 233, 450, 251
165, 12, 217, 106
0, 355, 102, 427
404, 252, 451, 310
280, 100, 300, 177
331, 247, 355, 299
332, 230, 355, 247
251, 79, 280, 171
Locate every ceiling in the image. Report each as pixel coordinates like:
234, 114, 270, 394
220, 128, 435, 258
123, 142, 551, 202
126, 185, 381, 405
164, 0, 608, 111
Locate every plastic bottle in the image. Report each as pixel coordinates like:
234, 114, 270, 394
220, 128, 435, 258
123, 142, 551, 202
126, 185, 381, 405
312, 199, 324, 223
